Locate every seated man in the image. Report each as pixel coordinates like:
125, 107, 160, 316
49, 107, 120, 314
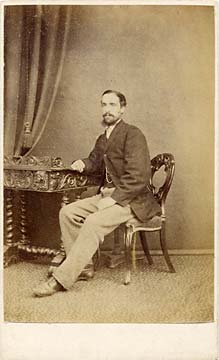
33, 89, 161, 297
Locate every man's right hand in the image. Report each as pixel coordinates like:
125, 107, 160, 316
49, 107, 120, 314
71, 160, 85, 173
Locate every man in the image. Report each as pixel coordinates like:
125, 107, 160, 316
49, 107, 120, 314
33, 90, 161, 297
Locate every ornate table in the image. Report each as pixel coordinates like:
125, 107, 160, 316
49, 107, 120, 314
4, 155, 101, 267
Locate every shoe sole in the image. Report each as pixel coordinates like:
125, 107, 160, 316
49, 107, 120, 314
77, 273, 94, 281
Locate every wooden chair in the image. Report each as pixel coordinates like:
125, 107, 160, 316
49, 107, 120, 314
123, 153, 176, 285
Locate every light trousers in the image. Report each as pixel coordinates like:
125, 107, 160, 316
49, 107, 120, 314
53, 192, 134, 289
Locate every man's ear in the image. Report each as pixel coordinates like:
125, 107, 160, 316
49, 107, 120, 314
121, 106, 125, 114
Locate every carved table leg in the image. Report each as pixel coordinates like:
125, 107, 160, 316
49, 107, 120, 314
20, 192, 30, 246
4, 190, 18, 267
17, 192, 32, 259
5, 190, 14, 247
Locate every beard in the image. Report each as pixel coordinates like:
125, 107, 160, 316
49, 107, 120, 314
102, 114, 119, 126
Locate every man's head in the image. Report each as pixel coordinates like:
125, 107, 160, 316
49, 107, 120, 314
101, 90, 127, 126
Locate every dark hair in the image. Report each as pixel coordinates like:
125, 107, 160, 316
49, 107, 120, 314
102, 90, 127, 107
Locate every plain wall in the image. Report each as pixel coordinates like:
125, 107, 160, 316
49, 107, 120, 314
29, 5, 214, 250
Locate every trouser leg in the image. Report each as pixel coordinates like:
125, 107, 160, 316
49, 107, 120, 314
59, 194, 101, 255
53, 203, 134, 289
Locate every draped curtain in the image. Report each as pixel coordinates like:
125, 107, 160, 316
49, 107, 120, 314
4, 5, 71, 156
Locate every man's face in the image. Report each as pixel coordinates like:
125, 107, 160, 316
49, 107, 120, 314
101, 93, 125, 126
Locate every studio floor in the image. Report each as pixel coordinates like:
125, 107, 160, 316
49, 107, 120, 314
4, 255, 214, 324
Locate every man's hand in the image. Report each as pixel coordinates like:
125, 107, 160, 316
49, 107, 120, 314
71, 160, 85, 173
97, 197, 116, 211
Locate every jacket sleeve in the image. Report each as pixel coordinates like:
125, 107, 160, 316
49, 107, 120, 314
81, 135, 105, 174
111, 127, 151, 206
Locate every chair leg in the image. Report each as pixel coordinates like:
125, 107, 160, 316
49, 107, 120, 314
139, 231, 153, 265
124, 228, 133, 285
159, 224, 175, 273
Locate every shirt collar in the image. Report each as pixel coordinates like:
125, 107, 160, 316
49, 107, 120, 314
105, 119, 122, 139
106, 118, 121, 130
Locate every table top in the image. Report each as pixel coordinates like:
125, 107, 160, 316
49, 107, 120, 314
4, 155, 101, 192
4, 155, 71, 170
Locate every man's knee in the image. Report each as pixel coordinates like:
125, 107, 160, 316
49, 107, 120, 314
59, 201, 79, 221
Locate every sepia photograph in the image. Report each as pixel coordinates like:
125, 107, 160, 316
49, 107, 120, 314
1, 0, 217, 358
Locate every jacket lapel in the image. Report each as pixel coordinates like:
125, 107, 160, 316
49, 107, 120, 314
105, 119, 125, 152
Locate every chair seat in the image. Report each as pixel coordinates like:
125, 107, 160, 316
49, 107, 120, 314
125, 215, 162, 231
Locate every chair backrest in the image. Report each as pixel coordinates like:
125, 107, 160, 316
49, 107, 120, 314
148, 153, 175, 215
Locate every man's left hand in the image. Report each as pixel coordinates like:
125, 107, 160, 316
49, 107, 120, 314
97, 197, 116, 210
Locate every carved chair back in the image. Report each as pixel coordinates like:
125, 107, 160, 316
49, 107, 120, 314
148, 153, 175, 216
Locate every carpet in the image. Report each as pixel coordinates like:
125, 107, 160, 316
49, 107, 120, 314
4, 255, 214, 323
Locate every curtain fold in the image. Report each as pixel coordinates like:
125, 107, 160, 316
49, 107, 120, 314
25, 6, 71, 156
4, 5, 71, 157
23, 5, 42, 143
4, 7, 23, 156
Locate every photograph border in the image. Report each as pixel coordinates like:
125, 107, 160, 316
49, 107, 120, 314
0, 0, 218, 359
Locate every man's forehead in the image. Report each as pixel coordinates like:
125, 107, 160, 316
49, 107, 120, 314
101, 93, 120, 103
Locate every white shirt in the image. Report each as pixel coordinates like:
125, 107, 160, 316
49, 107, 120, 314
105, 119, 121, 139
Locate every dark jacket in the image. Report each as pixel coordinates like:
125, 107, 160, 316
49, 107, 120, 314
82, 120, 161, 222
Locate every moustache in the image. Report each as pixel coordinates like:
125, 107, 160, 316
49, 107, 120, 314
103, 113, 114, 117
